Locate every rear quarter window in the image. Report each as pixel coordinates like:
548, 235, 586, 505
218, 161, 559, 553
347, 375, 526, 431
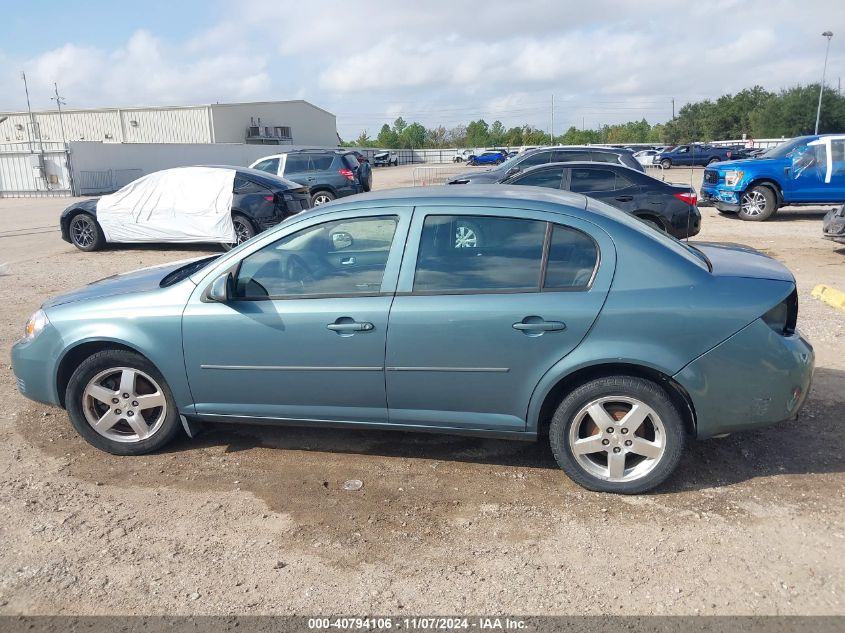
312, 154, 336, 170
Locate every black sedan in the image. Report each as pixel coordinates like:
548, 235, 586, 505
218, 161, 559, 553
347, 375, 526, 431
499, 162, 701, 238
60, 166, 310, 252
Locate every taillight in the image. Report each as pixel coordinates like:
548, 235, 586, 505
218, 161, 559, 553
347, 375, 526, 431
673, 191, 697, 206
263, 195, 274, 202
339, 168, 355, 181
762, 289, 798, 335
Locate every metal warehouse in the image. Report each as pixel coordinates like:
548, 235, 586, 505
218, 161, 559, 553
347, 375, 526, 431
0, 100, 338, 147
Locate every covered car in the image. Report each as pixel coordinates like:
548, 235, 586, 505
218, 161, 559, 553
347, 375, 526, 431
60, 166, 310, 252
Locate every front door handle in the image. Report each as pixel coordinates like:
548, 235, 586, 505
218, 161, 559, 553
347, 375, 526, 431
513, 317, 567, 333
327, 321, 374, 333
615, 195, 634, 202
340, 256, 356, 265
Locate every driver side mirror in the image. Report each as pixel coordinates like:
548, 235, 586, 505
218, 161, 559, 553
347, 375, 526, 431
331, 231, 353, 250
209, 272, 233, 302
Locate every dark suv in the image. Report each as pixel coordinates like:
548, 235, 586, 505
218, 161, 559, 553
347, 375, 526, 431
448, 146, 644, 184
250, 149, 372, 207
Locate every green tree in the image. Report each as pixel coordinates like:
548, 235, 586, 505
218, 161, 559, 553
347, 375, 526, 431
465, 119, 490, 147
400, 122, 427, 149
376, 123, 399, 148
489, 120, 506, 146
392, 117, 408, 136
353, 130, 372, 147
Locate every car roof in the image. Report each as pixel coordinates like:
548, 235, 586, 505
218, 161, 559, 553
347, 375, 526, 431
197, 164, 302, 188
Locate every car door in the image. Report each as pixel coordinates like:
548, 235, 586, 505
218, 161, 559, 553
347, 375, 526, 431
281, 153, 312, 187
182, 208, 410, 424
384, 207, 614, 432
564, 166, 640, 216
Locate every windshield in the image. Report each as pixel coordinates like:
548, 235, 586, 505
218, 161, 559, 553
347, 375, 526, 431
760, 137, 810, 159
497, 153, 524, 170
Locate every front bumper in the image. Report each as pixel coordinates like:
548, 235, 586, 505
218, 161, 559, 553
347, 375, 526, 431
11, 323, 65, 407
700, 185, 742, 212
674, 318, 814, 438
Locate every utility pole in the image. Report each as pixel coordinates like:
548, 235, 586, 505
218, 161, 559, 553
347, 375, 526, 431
815, 31, 834, 135
671, 98, 675, 119
21, 71, 39, 153
52, 82, 68, 145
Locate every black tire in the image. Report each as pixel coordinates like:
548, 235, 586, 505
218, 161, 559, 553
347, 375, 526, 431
311, 190, 335, 207
636, 214, 666, 232
660, 158, 672, 169
221, 213, 256, 251
706, 157, 720, 166
738, 185, 777, 221
359, 163, 373, 191
68, 212, 105, 252
393, 159, 398, 167
65, 349, 181, 456
549, 376, 685, 494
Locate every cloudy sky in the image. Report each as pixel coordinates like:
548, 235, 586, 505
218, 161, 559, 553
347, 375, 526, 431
1, 0, 843, 139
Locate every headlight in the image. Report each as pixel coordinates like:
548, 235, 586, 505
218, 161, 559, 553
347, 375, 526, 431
24, 309, 49, 341
724, 170, 744, 187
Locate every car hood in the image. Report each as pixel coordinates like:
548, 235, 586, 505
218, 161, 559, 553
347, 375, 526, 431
693, 242, 794, 282
705, 157, 783, 171
60, 198, 98, 218
448, 169, 504, 184
42, 257, 205, 308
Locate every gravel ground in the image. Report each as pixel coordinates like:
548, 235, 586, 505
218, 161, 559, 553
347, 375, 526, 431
0, 165, 843, 615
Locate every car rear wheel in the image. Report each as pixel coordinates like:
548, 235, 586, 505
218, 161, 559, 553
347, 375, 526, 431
311, 191, 335, 206
68, 213, 105, 252
706, 157, 720, 166
660, 159, 671, 169
549, 376, 685, 494
66, 349, 181, 455
738, 185, 777, 221
222, 214, 256, 251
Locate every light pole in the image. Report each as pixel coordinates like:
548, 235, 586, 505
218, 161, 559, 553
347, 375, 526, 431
815, 31, 834, 135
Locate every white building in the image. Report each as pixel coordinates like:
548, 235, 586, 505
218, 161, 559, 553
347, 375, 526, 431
0, 100, 338, 147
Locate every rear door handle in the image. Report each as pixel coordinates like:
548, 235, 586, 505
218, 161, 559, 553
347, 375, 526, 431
615, 195, 634, 202
327, 321, 374, 332
340, 256, 356, 265
513, 318, 566, 332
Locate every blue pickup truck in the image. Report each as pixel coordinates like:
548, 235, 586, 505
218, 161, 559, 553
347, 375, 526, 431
700, 134, 845, 221
654, 144, 734, 168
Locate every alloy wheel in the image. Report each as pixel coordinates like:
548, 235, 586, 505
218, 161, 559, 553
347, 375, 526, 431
454, 225, 478, 248
741, 190, 767, 216
81, 367, 167, 443
233, 218, 252, 244
568, 396, 666, 482
313, 194, 333, 206
70, 217, 95, 248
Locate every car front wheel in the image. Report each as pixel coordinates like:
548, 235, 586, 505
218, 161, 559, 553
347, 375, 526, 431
738, 185, 777, 221
549, 376, 685, 494
68, 213, 105, 252
311, 191, 335, 206
660, 159, 671, 169
66, 349, 181, 455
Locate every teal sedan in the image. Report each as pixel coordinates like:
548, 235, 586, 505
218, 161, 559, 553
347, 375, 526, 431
11, 186, 814, 493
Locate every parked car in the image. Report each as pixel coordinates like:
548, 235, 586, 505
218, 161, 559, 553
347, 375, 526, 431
60, 166, 310, 252
448, 146, 645, 185
453, 149, 475, 163
653, 144, 734, 169
467, 150, 507, 166
14, 186, 813, 494
346, 150, 369, 164
822, 204, 845, 243
700, 134, 845, 221
250, 149, 372, 205
633, 149, 659, 167
499, 162, 700, 238
373, 150, 398, 167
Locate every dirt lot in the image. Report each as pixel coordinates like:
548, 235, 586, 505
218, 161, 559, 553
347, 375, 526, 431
0, 165, 843, 615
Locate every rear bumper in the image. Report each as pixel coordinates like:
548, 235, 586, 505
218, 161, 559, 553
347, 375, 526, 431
674, 319, 814, 438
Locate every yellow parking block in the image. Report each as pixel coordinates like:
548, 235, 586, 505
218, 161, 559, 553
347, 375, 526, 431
812, 284, 845, 313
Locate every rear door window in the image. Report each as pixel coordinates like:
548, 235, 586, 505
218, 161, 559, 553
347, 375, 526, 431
413, 216, 546, 292
511, 167, 565, 189
233, 176, 269, 194
517, 151, 553, 168
589, 151, 621, 164
569, 168, 617, 193
252, 158, 280, 175
284, 154, 311, 174
553, 149, 591, 162
544, 225, 599, 289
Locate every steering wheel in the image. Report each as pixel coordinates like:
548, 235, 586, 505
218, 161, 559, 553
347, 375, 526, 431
284, 254, 315, 286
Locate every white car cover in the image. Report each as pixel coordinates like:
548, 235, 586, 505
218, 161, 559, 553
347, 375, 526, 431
96, 167, 236, 243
